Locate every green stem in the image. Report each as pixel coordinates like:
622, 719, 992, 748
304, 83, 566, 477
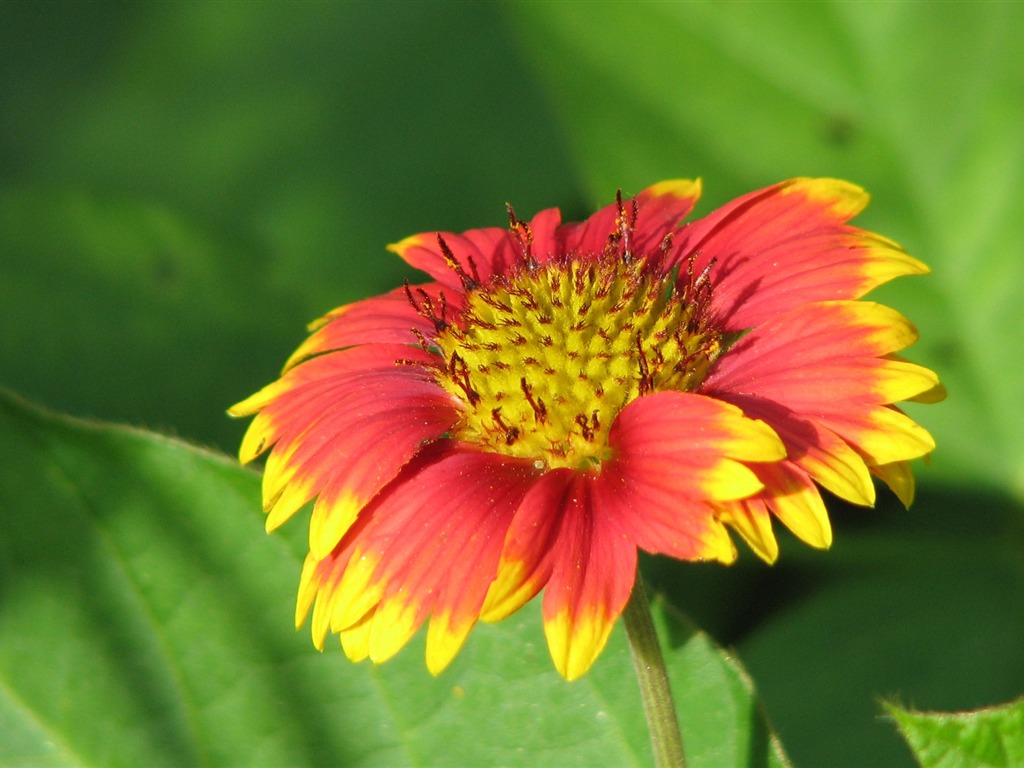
622, 567, 687, 768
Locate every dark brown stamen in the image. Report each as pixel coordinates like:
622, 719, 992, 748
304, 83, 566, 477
636, 332, 653, 396
608, 190, 640, 262
491, 408, 520, 446
438, 234, 480, 291
659, 232, 674, 259
605, 196, 624, 259
520, 378, 547, 423
404, 279, 449, 332
507, 203, 538, 269
410, 327, 434, 355
575, 413, 595, 442
449, 352, 480, 405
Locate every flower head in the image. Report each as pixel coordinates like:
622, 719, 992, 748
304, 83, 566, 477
231, 179, 943, 680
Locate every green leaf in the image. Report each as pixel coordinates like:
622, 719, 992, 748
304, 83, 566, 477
509, 1, 1024, 497
887, 699, 1024, 768
0, 390, 789, 768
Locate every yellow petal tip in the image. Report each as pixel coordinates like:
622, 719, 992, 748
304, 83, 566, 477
646, 178, 701, 200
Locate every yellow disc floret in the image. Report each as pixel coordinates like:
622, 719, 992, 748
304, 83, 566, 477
431, 251, 722, 470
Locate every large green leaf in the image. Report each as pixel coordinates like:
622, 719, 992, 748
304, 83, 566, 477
887, 698, 1024, 768
508, 1, 1024, 497
0, 390, 789, 767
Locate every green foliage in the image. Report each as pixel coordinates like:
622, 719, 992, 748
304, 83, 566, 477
888, 699, 1024, 768
1, 2, 1022, 767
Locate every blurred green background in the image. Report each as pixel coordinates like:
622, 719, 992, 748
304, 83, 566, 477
2, 2, 1022, 767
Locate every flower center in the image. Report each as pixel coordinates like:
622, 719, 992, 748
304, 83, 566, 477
428, 251, 722, 470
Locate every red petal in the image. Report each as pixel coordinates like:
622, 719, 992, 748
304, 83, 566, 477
592, 461, 735, 564
232, 343, 435, 417
671, 179, 928, 330
705, 301, 922, 413
233, 344, 439, 462
328, 447, 539, 672
481, 468, 577, 622
272, 376, 459, 548
285, 283, 452, 370
522, 206, 564, 264
608, 391, 785, 497
704, 302, 937, 469
388, 227, 517, 291
596, 391, 786, 562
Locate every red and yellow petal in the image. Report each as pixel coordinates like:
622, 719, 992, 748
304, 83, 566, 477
540, 477, 637, 681
298, 389, 459, 555
707, 302, 928, 399
484, 404, 778, 681
338, 609, 374, 662
672, 178, 928, 330
758, 464, 832, 550
706, 301, 936, 419
295, 550, 322, 631
231, 346, 457, 539
234, 373, 425, 495
871, 460, 916, 507
422, 470, 548, 674
717, 459, 834, 562
713, 393, 876, 507
297, 536, 364, 649
607, 391, 786, 501
706, 301, 939, 477
481, 469, 577, 623
301, 446, 540, 674
589, 391, 787, 564
760, 462, 832, 549
230, 343, 437, 449
267, 395, 454, 540
823, 404, 936, 467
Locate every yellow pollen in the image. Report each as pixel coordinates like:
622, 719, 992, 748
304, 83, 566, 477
433, 253, 721, 470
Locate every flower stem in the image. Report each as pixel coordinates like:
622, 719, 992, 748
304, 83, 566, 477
622, 568, 686, 768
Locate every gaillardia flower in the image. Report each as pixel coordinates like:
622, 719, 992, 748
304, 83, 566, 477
231, 179, 943, 680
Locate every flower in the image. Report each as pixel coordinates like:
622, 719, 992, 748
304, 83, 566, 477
230, 178, 943, 680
